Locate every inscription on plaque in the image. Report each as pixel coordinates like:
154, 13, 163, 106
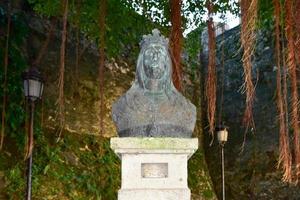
141, 163, 168, 178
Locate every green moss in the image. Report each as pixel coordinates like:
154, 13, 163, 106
189, 149, 217, 200
2, 130, 120, 200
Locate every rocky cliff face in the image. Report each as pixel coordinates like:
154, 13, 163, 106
203, 26, 300, 199
27, 16, 134, 138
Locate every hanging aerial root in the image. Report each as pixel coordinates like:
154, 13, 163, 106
285, 0, 300, 183
280, 0, 291, 183
205, 0, 217, 135
169, 0, 183, 91
295, 0, 300, 66
0, 2, 11, 150
240, 0, 257, 133
273, 0, 292, 183
57, 0, 68, 140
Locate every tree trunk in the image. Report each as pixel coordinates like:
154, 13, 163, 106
169, 0, 182, 91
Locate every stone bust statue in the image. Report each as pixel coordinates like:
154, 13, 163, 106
112, 29, 196, 137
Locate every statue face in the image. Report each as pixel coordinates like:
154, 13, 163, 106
143, 44, 167, 79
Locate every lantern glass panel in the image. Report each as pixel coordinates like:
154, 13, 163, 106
40, 83, 44, 97
217, 130, 228, 142
23, 80, 29, 97
29, 79, 42, 98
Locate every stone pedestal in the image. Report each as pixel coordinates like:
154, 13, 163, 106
110, 137, 198, 200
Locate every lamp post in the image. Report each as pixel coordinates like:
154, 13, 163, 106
216, 125, 228, 200
22, 67, 43, 200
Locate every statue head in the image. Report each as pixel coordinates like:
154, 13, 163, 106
135, 29, 174, 94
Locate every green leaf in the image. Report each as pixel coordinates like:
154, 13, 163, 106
43, 164, 50, 175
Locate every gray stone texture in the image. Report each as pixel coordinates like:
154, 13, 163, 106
203, 26, 300, 199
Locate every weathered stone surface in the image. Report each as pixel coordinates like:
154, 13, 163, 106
110, 137, 198, 200
141, 163, 168, 178
203, 26, 300, 199
112, 29, 196, 138
111, 137, 198, 150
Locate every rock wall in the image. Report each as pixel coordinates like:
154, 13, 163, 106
203, 26, 300, 199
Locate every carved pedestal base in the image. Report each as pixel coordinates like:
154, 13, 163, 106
110, 137, 198, 200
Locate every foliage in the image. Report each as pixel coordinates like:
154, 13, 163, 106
1, 129, 120, 199
0, 6, 28, 151
189, 149, 216, 199
185, 27, 203, 61
27, 0, 62, 16
183, 0, 239, 31
123, 0, 240, 32
258, 0, 274, 29
26, 0, 240, 60
0, 7, 114, 199
27, 0, 160, 59
121, 0, 170, 26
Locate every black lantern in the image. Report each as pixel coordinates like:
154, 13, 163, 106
216, 124, 229, 200
22, 67, 43, 200
216, 125, 228, 146
22, 67, 43, 101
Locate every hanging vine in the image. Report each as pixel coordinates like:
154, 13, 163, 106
73, 0, 82, 91
205, 0, 216, 134
240, 0, 257, 134
273, 0, 292, 183
0, 2, 11, 150
57, 0, 68, 139
169, 0, 183, 91
99, 0, 107, 135
285, 0, 300, 182
280, 0, 290, 175
295, 0, 300, 66
75, 27, 79, 88
218, 24, 225, 127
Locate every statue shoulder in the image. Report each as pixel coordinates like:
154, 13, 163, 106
173, 91, 196, 113
112, 88, 143, 121
112, 94, 127, 121
173, 92, 197, 125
